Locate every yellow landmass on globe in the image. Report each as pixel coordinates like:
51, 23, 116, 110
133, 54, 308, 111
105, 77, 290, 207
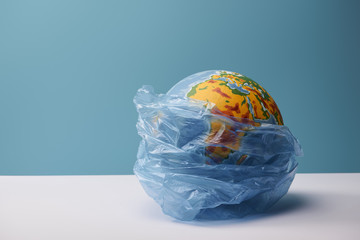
186, 72, 283, 164
187, 73, 283, 125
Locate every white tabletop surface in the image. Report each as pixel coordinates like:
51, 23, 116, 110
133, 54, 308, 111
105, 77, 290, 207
0, 173, 359, 240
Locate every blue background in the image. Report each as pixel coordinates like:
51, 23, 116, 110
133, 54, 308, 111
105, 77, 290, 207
1, 0, 359, 175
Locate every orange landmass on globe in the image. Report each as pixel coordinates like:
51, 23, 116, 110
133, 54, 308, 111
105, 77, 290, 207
186, 72, 283, 164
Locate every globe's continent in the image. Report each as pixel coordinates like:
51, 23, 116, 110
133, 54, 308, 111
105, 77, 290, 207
186, 71, 283, 164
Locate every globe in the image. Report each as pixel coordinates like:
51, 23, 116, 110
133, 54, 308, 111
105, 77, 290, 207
134, 70, 302, 220
167, 70, 284, 165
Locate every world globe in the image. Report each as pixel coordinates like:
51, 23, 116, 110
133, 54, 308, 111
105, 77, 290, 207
167, 70, 284, 165
134, 70, 302, 220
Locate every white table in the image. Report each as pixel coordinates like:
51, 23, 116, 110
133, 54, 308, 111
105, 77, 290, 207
0, 173, 359, 240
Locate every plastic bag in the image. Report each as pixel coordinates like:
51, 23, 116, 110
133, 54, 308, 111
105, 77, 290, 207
134, 85, 303, 221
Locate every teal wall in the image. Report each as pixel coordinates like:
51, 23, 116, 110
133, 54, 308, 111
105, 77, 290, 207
1, 0, 359, 175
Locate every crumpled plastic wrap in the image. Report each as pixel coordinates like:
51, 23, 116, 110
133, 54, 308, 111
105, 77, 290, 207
134, 85, 303, 221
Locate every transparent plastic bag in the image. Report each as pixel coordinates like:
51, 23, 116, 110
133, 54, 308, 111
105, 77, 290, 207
134, 85, 303, 221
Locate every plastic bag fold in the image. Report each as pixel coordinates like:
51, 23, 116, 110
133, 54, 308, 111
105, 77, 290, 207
134, 85, 303, 221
